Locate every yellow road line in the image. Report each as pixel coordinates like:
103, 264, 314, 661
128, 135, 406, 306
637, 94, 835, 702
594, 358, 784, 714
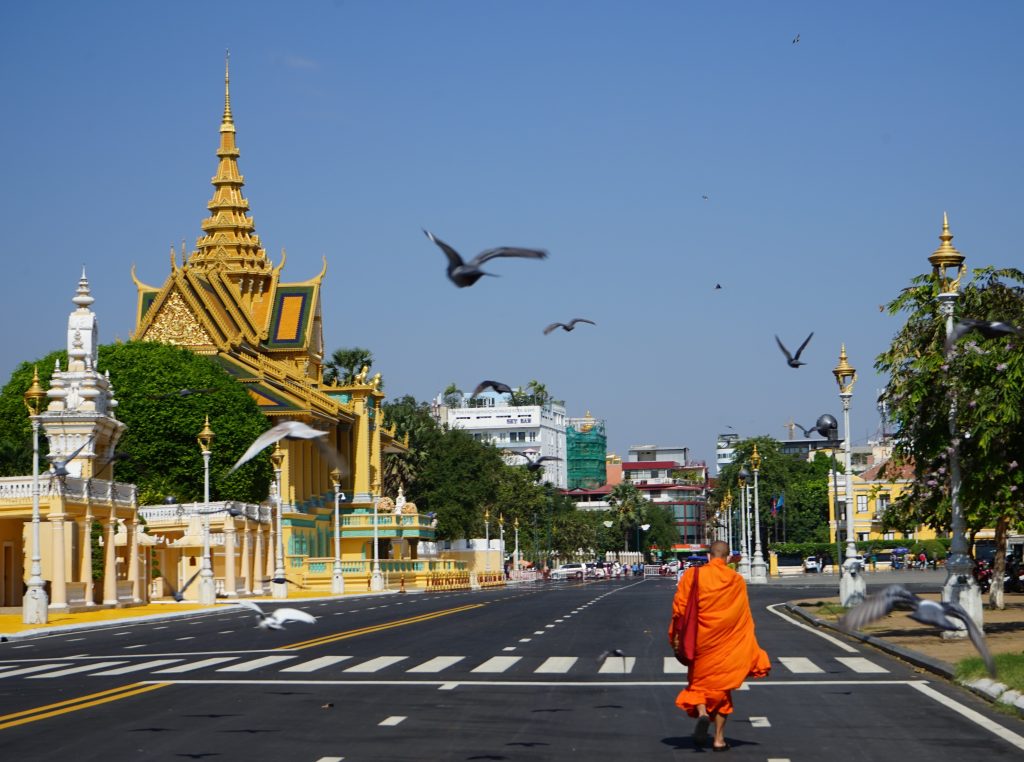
0, 682, 169, 731
280, 603, 485, 650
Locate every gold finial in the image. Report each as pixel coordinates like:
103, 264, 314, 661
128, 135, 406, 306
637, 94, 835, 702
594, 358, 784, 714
170, 243, 177, 272
222, 49, 234, 128
833, 344, 857, 395
750, 444, 761, 471
722, 490, 733, 510
197, 415, 215, 452
928, 211, 966, 294
23, 366, 47, 416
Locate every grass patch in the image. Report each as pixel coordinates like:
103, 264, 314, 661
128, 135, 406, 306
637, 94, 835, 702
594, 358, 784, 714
957, 653, 1024, 692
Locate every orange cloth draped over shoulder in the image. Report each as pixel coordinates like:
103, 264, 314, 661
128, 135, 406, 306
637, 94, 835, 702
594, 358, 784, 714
669, 557, 771, 716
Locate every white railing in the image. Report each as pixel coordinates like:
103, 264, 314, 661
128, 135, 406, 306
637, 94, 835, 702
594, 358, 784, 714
139, 501, 269, 523
0, 475, 134, 505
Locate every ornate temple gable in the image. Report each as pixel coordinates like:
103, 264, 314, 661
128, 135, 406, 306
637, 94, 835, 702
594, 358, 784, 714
143, 289, 217, 349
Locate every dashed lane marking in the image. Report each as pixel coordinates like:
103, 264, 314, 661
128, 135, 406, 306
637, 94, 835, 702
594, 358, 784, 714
379, 715, 406, 726
777, 657, 823, 674
749, 716, 771, 727
29, 662, 125, 679
91, 659, 182, 676
282, 656, 353, 673
153, 657, 239, 674
218, 655, 297, 672
408, 657, 465, 674
835, 656, 888, 674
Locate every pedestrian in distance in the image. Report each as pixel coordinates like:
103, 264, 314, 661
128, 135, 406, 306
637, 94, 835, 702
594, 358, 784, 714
669, 540, 771, 751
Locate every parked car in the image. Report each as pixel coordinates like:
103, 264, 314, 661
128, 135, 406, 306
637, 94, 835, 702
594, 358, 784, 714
551, 562, 585, 580
803, 556, 820, 573
585, 562, 606, 579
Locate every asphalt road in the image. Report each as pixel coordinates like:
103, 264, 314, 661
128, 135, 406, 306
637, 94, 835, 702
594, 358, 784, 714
1, 576, 1023, 760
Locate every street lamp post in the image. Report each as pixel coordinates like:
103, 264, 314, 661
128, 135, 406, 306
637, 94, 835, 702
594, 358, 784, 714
330, 468, 345, 595
636, 523, 651, 562
197, 417, 217, 605
22, 367, 48, 624
737, 467, 751, 580
814, 414, 843, 577
498, 514, 505, 578
929, 213, 982, 630
484, 508, 491, 573
834, 346, 866, 606
270, 445, 288, 599
513, 517, 520, 581
370, 483, 384, 592
722, 490, 733, 556
749, 445, 768, 584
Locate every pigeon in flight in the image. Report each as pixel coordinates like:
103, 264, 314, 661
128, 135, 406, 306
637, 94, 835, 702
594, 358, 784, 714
423, 229, 548, 288
233, 600, 317, 630
839, 585, 995, 677
471, 380, 514, 398
543, 318, 596, 335
793, 422, 815, 438
47, 436, 95, 478
512, 452, 563, 472
944, 318, 1024, 353
229, 421, 347, 476
792, 33, 800, 44
702, 193, 709, 201
714, 283, 722, 290
775, 332, 814, 368
262, 576, 310, 590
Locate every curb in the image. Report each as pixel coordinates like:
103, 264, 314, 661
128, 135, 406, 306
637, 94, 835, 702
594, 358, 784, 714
782, 602, 1024, 719
0, 589, 411, 642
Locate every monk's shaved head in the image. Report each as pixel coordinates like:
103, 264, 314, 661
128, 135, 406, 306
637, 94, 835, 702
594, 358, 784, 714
710, 540, 729, 559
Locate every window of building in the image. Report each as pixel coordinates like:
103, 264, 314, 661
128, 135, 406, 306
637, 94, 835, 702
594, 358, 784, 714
857, 495, 868, 513
836, 502, 846, 521
876, 493, 890, 514
857, 532, 870, 542
883, 532, 895, 540
650, 470, 660, 478
529, 431, 537, 442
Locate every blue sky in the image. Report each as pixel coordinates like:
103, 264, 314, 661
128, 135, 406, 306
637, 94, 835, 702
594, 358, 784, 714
2, 1, 1023, 468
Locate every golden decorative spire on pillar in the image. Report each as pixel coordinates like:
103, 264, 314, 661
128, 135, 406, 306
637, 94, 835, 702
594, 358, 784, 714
928, 212, 967, 294
187, 52, 271, 275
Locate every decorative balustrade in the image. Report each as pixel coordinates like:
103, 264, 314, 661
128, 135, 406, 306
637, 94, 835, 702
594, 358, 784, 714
139, 501, 270, 524
341, 513, 436, 531
0, 475, 134, 505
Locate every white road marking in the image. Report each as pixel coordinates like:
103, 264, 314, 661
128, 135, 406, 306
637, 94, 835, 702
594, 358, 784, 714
533, 631, 545, 635
379, 715, 406, 726
767, 758, 791, 761
765, 603, 859, 653
175, 636, 195, 641
113, 631, 132, 636
502, 647, 517, 652
316, 757, 344, 761
438, 682, 458, 690
218, 655, 297, 672
0, 664, 72, 678
12, 645, 33, 649
92, 659, 183, 676
663, 657, 687, 674
471, 656, 521, 673
598, 656, 635, 674
124, 644, 147, 649
835, 656, 889, 674
518, 638, 531, 643
154, 657, 240, 673
218, 630, 235, 634
282, 656, 353, 673
535, 657, 577, 674
749, 716, 771, 727
29, 661, 125, 678
66, 637, 86, 642
408, 656, 464, 674
555, 619, 564, 622
544, 624, 555, 629
778, 657, 824, 674
345, 656, 408, 673
153, 626, 167, 630
909, 681, 1024, 751
151, 677, 916, 689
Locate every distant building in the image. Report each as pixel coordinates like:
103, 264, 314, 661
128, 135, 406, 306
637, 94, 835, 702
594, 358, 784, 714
432, 389, 568, 488
624, 445, 710, 549
566, 412, 607, 489
716, 433, 739, 473
605, 452, 623, 486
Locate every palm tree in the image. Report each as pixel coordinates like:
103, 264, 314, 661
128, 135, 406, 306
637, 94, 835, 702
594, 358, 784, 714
323, 347, 373, 386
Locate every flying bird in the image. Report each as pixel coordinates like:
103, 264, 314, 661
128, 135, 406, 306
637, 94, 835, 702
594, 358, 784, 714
597, 648, 625, 662
944, 318, 1024, 353
840, 585, 995, 677
229, 421, 347, 476
262, 576, 310, 590
775, 332, 814, 368
512, 452, 563, 472
714, 283, 722, 290
423, 229, 548, 288
471, 380, 514, 398
233, 599, 317, 631
47, 436, 95, 478
792, 33, 800, 44
793, 422, 815, 438
702, 193, 709, 201
543, 318, 596, 335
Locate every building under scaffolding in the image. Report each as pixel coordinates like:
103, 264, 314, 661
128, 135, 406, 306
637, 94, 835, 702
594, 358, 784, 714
566, 413, 607, 489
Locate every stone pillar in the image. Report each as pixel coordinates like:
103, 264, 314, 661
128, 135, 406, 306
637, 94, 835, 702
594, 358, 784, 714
240, 518, 252, 594
50, 509, 68, 610
80, 482, 94, 605
266, 521, 276, 580
253, 523, 265, 595
103, 509, 117, 605
223, 514, 237, 597
128, 516, 142, 603
409, 539, 419, 560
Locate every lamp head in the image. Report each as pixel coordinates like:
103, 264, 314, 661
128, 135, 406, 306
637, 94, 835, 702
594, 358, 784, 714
815, 413, 839, 439
722, 490, 733, 509
329, 467, 341, 486
738, 466, 751, 486
832, 345, 857, 395
750, 444, 761, 471
197, 415, 214, 452
23, 366, 46, 417
928, 212, 966, 294
269, 443, 285, 470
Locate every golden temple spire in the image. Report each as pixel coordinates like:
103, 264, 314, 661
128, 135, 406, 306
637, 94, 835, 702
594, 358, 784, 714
222, 50, 234, 132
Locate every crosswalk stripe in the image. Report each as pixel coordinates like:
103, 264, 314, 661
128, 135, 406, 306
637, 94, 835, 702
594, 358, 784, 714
154, 657, 239, 674
281, 656, 353, 673
407, 656, 465, 673
29, 662, 125, 678
344, 656, 408, 673
835, 657, 889, 674
472, 656, 521, 673
217, 656, 297, 673
778, 657, 824, 674
535, 657, 577, 674
0, 664, 72, 679
663, 657, 688, 674
598, 656, 635, 674
91, 659, 183, 676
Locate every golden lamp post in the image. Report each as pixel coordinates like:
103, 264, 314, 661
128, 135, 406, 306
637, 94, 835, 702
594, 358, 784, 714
22, 367, 49, 624
929, 213, 981, 632
330, 468, 345, 595
721, 489, 734, 552
270, 444, 288, 599
484, 508, 491, 573
833, 346, 865, 606
736, 466, 751, 580
196, 416, 217, 605
749, 445, 767, 584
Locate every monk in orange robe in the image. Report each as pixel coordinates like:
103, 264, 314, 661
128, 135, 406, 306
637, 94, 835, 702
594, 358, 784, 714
669, 540, 771, 751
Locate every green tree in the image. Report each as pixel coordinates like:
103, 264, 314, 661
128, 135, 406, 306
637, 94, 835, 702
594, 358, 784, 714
0, 343, 272, 505
380, 395, 439, 498
323, 347, 373, 386
876, 265, 1024, 608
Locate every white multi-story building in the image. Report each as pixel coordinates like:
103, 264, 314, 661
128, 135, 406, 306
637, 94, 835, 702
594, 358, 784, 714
432, 390, 568, 487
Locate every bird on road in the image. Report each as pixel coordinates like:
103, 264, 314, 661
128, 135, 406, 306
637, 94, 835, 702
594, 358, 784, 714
839, 584, 995, 676
543, 318, 596, 335
775, 332, 814, 368
471, 380, 514, 399
944, 318, 1024, 353
229, 421, 347, 476
512, 452, 563, 472
423, 229, 548, 288
233, 599, 317, 631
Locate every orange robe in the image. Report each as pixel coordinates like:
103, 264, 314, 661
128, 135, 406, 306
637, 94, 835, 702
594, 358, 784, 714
669, 557, 771, 716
